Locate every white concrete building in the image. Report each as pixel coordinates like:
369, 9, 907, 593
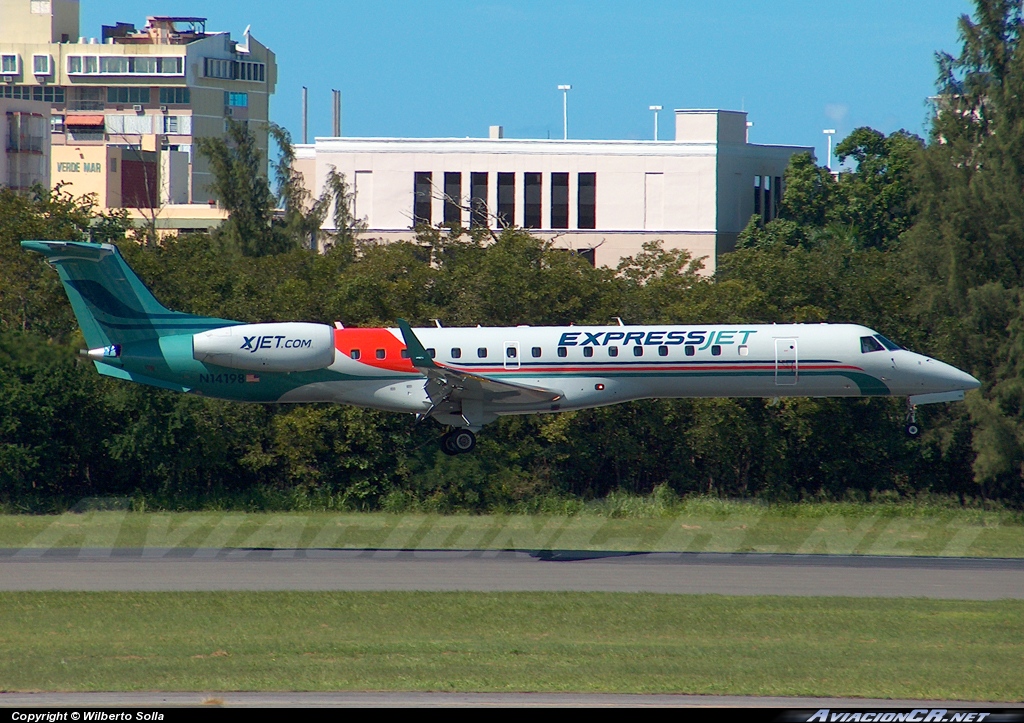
295, 109, 812, 272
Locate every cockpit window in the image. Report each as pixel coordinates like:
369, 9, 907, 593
875, 335, 902, 351
860, 336, 884, 353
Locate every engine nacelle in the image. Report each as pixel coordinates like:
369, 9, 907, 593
193, 323, 335, 373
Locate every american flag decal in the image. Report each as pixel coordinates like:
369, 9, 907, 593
246, 374, 260, 383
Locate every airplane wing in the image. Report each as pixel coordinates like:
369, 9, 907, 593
396, 319, 563, 406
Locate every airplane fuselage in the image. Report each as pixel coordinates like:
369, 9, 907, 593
107, 322, 979, 431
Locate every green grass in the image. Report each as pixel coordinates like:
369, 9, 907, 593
0, 592, 1020, 700
1, 497, 1022, 557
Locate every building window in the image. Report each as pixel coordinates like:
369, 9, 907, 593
497, 172, 514, 228
754, 176, 761, 218
32, 55, 52, 76
205, 58, 232, 79
443, 172, 462, 226
107, 87, 151, 104
224, 92, 248, 108
524, 172, 542, 228
99, 57, 129, 74
67, 55, 182, 76
69, 86, 103, 111
773, 176, 782, 217
1, 54, 19, 74
162, 115, 192, 134
551, 172, 569, 229
6, 112, 46, 153
413, 171, 432, 226
106, 114, 153, 134
578, 172, 596, 229
8, 86, 65, 103
159, 87, 190, 105
470, 172, 488, 228
205, 58, 265, 82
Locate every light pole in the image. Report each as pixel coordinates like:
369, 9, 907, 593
823, 128, 836, 171
649, 105, 662, 141
558, 84, 572, 139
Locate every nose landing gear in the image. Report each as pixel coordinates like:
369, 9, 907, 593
441, 428, 477, 455
905, 400, 921, 438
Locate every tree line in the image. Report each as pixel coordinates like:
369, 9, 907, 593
1, 0, 1022, 511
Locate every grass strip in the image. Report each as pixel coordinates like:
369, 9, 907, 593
0, 591, 1021, 701
1, 499, 1022, 557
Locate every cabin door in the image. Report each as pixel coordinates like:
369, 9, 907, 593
503, 341, 521, 370
775, 338, 798, 385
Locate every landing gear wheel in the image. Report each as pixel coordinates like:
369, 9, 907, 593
440, 432, 459, 456
451, 429, 476, 454
904, 399, 921, 439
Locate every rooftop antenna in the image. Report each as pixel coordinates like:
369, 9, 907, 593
302, 86, 308, 144
332, 89, 341, 137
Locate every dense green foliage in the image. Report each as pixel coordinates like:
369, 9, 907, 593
2, 0, 1024, 511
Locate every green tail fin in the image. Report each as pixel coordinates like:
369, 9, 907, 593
22, 240, 238, 348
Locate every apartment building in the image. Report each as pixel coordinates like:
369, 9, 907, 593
0, 0, 276, 219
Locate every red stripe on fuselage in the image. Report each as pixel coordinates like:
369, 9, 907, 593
334, 328, 417, 373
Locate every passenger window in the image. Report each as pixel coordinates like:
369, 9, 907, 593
684, 345, 695, 357
532, 347, 542, 358
658, 345, 668, 357
376, 349, 386, 359
608, 346, 618, 357
506, 346, 517, 358
451, 348, 462, 359
401, 349, 410, 358
557, 347, 567, 358
633, 346, 643, 357
477, 347, 487, 358
711, 345, 721, 356
583, 347, 594, 357
738, 345, 749, 356
860, 336, 884, 353
426, 348, 436, 358
350, 349, 361, 360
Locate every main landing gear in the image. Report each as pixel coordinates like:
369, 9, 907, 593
905, 399, 921, 438
441, 428, 477, 455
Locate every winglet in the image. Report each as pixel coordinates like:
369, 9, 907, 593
397, 319, 437, 369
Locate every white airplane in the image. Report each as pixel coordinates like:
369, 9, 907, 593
24, 240, 980, 454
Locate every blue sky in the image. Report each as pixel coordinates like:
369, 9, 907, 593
81, 0, 974, 163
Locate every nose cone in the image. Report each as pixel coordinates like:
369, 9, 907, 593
960, 369, 982, 391
933, 359, 981, 392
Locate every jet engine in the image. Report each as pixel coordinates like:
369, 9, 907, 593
193, 322, 335, 373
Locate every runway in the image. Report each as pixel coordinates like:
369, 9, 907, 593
1, 548, 1022, 599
